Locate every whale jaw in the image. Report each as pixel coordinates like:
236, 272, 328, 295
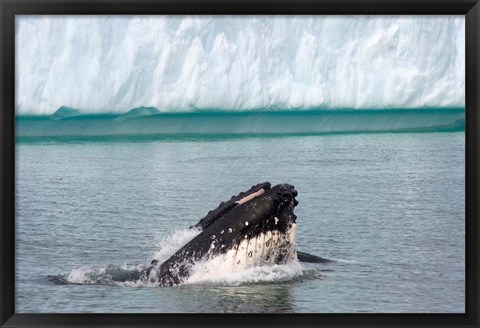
219, 224, 298, 272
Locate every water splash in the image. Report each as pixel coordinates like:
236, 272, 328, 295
151, 228, 202, 264
52, 228, 323, 287
55, 263, 147, 286
185, 259, 306, 286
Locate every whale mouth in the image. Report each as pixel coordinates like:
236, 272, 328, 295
223, 223, 298, 271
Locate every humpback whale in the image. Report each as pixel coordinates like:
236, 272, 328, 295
143, 182, 330, 287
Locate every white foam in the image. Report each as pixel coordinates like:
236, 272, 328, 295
65, 263, 148, 286
16, 16, 465, 115
151, 227, 201, 264
185, 259, 305, 286
66, 266, 106, 284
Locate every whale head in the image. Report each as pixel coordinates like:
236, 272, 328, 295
212, 183, 300, 269
153, 183, 299, 286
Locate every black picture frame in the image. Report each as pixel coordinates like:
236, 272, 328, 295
1, 0, 479, 327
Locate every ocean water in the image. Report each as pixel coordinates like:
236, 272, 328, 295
14, 14, 465, 314
15, 130, 465, 313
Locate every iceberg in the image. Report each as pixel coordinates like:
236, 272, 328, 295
16, 15, 465, 115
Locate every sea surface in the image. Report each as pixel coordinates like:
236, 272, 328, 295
15, 131, 465, 313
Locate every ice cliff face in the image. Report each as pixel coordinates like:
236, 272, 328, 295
16, 15, 465, 115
